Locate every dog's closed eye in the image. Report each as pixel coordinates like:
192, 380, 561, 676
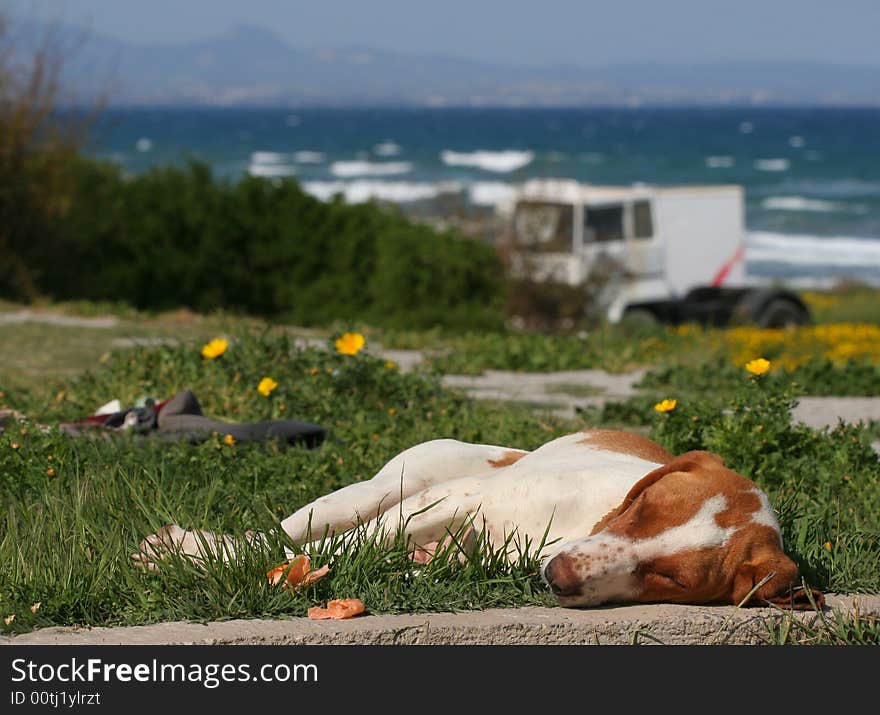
643, 570, 687, 590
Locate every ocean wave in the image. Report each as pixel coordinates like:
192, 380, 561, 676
330, 160, 413, 178
251, 151, 289, 164
373, 141, 402, 157
135, 137, 153, 153
468, 182, 518, 206
753, 178, 880, 199
441, 150, 534, 173
705, 155, 735, 168
746, 231, 880, 267
761, 196, 868, 214
248, 162, 297, 177
293, 151, 326, 164
753, 158, 790, 172
303, 180, 460, 204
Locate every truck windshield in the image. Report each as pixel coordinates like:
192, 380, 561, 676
513, 202, 574, 252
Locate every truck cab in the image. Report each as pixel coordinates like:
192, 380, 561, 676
501, 179, 808, 327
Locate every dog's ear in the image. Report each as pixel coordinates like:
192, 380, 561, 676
732, 553, 825, 610
589, 451, 723, 535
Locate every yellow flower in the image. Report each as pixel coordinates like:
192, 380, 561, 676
30, 602, 41, 614
388, 407, 396, 415
384, 360, 397, 370
824, 541, 832, 551
3, 614, 14, 626
223, 434, 236, 446
201, 338, 228, 359
335, 332, 365, 356
10, 442, 19, 450
46, 468, 55, 477
654, 399, 677, 413
745, 358, 771, 375
257, 377, 278, 397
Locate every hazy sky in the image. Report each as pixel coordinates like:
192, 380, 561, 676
9, 0, 880, 66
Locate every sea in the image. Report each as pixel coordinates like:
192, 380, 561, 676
88, 106, 880, 288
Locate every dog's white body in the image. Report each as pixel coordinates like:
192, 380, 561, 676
279, 432, 657, 554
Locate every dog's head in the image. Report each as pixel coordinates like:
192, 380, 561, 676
542, 451, 823, 609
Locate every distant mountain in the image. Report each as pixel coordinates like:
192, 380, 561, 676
15, 19, 880, 107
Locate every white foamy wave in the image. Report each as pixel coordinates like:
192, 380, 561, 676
303, 180, 460, 204
293, 151, 326, 164
754, 158, 790, 172
441, 150, 534, 173
756, 178, 880, 199
761, 196, 868, 214
373, 141, 401, 157
468, 182, 518, 206
248, 163, 297, 177
789, 135, 806, 148
705, 155, 735, 168
135, 137, 153, 152
330, 161, 413, 178
250, 151, 289, 165
747, 231, 880, 267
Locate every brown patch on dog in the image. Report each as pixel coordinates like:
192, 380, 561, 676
580, 449, 824, 609
579, 429, 674, 465
487, 450, 528, 468
592, 451, 761, 540
634, 523, 823, 609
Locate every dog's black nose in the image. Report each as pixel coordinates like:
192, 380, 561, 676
544, 554, 581, 597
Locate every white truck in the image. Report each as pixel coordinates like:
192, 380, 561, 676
498, 178, 809, 327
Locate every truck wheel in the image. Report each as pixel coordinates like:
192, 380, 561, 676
620, 307, 659, 330
756, 299, 809, 328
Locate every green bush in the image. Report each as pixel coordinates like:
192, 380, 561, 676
4, 158, 507, 331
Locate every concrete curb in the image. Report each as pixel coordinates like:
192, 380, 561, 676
4, 594, 877, 646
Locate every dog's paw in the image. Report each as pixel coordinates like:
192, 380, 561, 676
410, 527, 477, 564
131, 523, 188, 571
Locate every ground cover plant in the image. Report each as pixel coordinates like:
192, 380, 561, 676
0, 332, 571, 633
1, 329, 878, 640
379, 319, 880, 376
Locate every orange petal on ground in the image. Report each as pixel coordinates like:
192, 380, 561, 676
301, 564, 330, 587
267, 554, 311, 589
307, 598, 366, 620
266, 563, 289, 587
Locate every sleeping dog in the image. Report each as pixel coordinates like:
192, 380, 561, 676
134, 429, 821, 609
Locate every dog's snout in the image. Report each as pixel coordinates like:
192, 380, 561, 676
544, 554, 581, 597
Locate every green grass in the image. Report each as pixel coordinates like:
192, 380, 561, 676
1, 303, 879, 640
801, 285, 880, 325
761, 605, 880, 644
0, 332, 571, 633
